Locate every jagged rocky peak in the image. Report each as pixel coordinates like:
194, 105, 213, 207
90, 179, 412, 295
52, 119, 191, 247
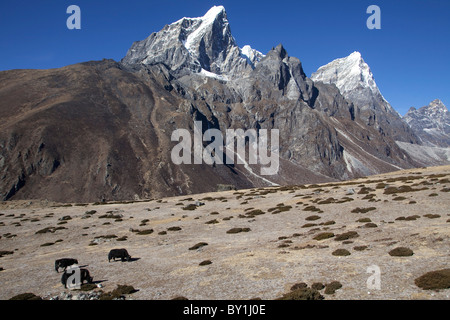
404, 99, 450, 147
122, 5, 263, 79
405, 99, 449, 127
427, 99, 448, 113
249, 43, 313, 102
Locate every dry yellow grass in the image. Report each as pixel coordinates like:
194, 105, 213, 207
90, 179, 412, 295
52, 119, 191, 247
0, 165, 449, 300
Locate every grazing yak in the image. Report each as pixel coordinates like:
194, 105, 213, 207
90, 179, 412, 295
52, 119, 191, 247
108, 248, 131, 262
55, 258, 78, 272
61, 268, 93, 289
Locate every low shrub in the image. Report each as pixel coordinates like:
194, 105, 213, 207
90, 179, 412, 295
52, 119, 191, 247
0, 250, 14, 257
35, 226, 67, 234
363, 223, 378, 228
9, 293, 42, 300
189, 242, 208, 250
414, 269, 450, 290
98, 213, 123, 219
320, 220, 335, 226
324, 281, 342, 294
423, 214, 440, 219
389, 247, 414, 257
136, 229, 154, 235
290, 282, 308, 291
277, 288, 324, 300
311, 282, 325, 290
335, 231, 359, 241
99, 285, 137, 300
226, 227, 251, 234
332, 249, 351, 256
313, 232, 334, 241
199, 260, 212, 266
351, 207, 376, 214
302, 223, 317, 228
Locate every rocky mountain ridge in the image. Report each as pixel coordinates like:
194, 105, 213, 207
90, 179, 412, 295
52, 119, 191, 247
0, 6, 445, 202
404, 99, 450, 147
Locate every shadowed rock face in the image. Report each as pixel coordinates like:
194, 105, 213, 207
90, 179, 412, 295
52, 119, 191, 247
0, 7, 424, 203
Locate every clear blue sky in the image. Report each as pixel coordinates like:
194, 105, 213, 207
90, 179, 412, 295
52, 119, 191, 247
0, 0, 448, 115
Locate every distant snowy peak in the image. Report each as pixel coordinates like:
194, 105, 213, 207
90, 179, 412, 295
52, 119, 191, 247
311, 51, 382, 100
240, 45, 265, 65
405, 99, 448, 127
311, 51, 419, 144
122, 6, 262, 79
404, 99, 449, 147
311, 51, 399, 116
427, 99, 448, 115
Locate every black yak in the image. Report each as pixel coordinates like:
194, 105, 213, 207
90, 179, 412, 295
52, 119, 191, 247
61, 267, 93, 289
108, 248, 131, 262
55, 258, 78, 272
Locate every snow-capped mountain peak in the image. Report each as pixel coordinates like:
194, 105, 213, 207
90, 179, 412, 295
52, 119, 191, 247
173, 5, 226, 24
174, 5, 233, 56
240, 45, 264, 65
122, 6, 262, 78
311, 51, 419, 143
311, 51, 380, 98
